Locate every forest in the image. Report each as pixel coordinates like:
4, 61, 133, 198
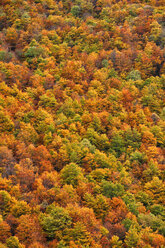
0, 0, 165, 247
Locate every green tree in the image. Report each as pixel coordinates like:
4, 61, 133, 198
124, 128, 141, 150
67, 222, 92, 246
0, 110, 14, 132
39, 93, 57, 108
6, 236, 20, 248
60, 163, 84, 187
125, 227, 140, 248
127, 70, 141, 81
40, 205, 72, 239
102, 181, 125, 199
110, 133, 125, 157
0, 191, 11, 215
150, 204, 165, 218
11, 201, 31, 218
138, 213, 165, 235
71, 6, 81, 17
86, 128, 110, 151
130, 151, 146, 164
109, 235, 123, 248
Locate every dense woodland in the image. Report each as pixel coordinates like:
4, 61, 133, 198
0, 0, 165, 247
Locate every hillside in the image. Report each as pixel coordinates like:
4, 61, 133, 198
0, 0, 165, 247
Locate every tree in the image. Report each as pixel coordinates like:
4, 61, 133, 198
125, 227, 140, 248
149, 204, 165, 218
138, 213, 165, 235
5, 27, 18, 48
28, 242, 45, 248
60, 163, 84, 187
24, 39, 47, 68
109, 235, 123, 248
55, 184, 79, 207
0, 111, 14, 133
17, 123, 39, 145
0, 221, 11, 243
6, 236, 20, 248
102, 181, 125, 199
71, 6, 81, 17
0, 146, 15, 178
110, 132, 125, 157
0, 0, 164, 247
11, 201, 31, 218
66, 222, 92, 246
124, 128, 141, 150
144, 177, 165, 204
29, 145, 52, 173
39, 205, 72, 239
86, 128, 110, 151
127, 70, 141, 81
83, 193, 110, 219
16, 215, 45, 246
66, 203, 101, 235
0, 190, 11, 215
149, 21, 162, 42
0, 243, 7, 248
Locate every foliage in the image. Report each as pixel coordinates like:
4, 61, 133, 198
40, 205, 72, 239
6, 236, 20, 248
0, 0, 164, 247
60, 163, 84, 187
102, 181, 124, 199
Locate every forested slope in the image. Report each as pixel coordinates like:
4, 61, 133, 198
0, 0, 165, 247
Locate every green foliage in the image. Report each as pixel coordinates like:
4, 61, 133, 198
135, 191, 152, 207
130, 151, 146, 164
39, 94, 56, 108
86, 128, 110, 151
110, 133, 125, 157
149, 204, 165, 219
34, 108, 55, 134
71, 6, 81, 17
124, 128, 141, 150
58, 98, 76, 118
0, 110, 14, 132
0, 0, 164, 247
102, 59, 109, 68
25, 39, 45, 58
25, 46, 45, 57
123, 193, 139, 216
24, 40, 48, 68
125, 227, 140, 248
67, 222, 91, 246
102, 181, 125, 198
0, 191, 11, 215
151, 125, 165, 147
83, 193, 109, 219
109, 235, 123, 248
89, 168, 109, 183
143, 161, 159, 181
127, 70, 141, 81
57, 240, 67, 248
40, 205, 72, 239
122, 218, 134, 232
11, 201, 31, 218
138, 213, 165, 235
6, 236, 20, 248
0, 51, 12, 63
94, 150, 117, 169
60, 163, 84, 186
